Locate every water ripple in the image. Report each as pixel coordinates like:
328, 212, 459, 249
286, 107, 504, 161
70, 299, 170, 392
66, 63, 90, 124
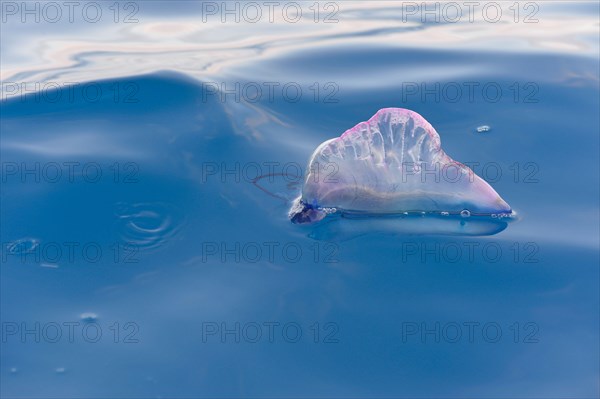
115, 202, 185, 251
5, 238, 39, 255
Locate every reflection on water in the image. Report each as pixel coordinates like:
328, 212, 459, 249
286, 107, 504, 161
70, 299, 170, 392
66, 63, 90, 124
1, 2, 598, 90
1, 1, 599, 398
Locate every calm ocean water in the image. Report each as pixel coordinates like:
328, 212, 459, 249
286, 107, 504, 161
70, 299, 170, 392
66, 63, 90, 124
1, 1, 599, 398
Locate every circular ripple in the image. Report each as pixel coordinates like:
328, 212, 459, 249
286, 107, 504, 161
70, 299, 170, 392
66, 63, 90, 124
6, 238, 39, 254
115, 202, 184, 251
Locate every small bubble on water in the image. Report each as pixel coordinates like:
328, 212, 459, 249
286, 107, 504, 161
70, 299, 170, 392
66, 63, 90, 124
476, 125, 491, 133
441, 211, 449, 216
55, 367, 66, 374
460, 209, 471, 218
80, 312, 98, 323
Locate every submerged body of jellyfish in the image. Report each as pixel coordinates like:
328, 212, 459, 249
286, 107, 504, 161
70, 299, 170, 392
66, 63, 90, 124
289, 108, 514, 236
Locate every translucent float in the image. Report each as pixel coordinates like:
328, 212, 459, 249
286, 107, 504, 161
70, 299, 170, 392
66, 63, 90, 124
289, 108, 514, 236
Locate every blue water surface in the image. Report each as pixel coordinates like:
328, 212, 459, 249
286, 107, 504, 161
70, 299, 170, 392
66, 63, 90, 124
1, 1, 599, 398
